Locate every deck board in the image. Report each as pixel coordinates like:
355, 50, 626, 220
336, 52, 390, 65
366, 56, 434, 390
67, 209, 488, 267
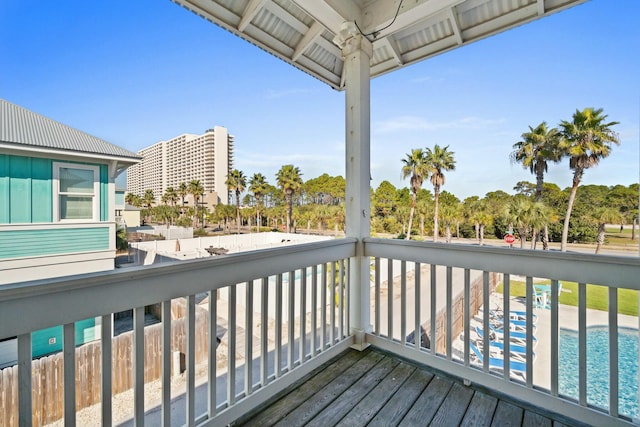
305, 356, 400, 427
270, 350, 385, 427
460, 391, 498, 426
239, 347, 578, 427
334, 361, 416, 427
367, 368, 433, 426
430, 382, 475, 426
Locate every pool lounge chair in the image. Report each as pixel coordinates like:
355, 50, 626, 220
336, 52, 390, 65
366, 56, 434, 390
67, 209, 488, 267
469, 341, 526, 377
488, 322, 536, 339
476, 325, 536, 345
488, 309, 538, 324
475, 326, 537, 351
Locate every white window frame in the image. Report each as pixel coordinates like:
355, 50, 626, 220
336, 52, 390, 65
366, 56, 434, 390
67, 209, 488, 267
52, 162, 100, 222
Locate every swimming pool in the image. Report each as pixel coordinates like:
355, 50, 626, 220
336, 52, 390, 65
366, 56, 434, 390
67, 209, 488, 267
559, 326, 639, 418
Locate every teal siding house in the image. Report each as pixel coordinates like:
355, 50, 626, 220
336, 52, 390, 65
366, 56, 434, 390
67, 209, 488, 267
0, 99, 140, 283
0, 99, 140, 357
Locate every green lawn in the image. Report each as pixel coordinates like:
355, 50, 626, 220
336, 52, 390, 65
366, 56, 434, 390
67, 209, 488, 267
496, 280, 638, 317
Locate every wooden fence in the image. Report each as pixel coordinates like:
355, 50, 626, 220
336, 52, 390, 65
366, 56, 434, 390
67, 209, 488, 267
0, 299, 211, 427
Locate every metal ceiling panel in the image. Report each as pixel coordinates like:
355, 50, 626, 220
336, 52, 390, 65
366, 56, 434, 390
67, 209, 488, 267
171, 0, 588, 90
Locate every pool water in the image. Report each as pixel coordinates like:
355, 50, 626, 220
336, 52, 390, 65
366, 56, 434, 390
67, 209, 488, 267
559, 327, 639, 418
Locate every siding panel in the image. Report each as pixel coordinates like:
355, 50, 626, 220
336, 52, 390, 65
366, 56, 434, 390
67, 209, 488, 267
0, 154, 9, 223
9, 156, 31, 223
0, 227, 110, 259
31, 158, 52, 223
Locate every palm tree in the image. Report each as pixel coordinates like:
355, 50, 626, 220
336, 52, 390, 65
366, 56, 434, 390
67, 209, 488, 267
424, 144, 456, 242
510, 122, 561, 250
226, 169, 247, 233
276, 164, 303, 233
439, 203, 461, 243
558, 108, 620, 251
125, 192, 137, 206
249, 173, 268, 232
178, 182, 188, 216
164, 187, 178, 207
188, 180, 204, 228
593, 208, 622, 254
401, 148, 427, 240
507, 197, 534, 248
142, 189, 155, 209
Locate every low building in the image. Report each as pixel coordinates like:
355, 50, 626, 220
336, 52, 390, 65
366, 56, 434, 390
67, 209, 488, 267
0, 98, 139, 358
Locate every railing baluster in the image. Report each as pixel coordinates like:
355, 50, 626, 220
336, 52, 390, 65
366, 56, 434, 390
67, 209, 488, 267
300, 267, 307, 364
288, 271, 295, 370
388, 259, 393, 341
331, 262, 336, 345
446, 266, 452, 359
275, 274, 283, 377
311, 266, 318, 357
339, 260, 345, 339
160, 301, 171, 425
208, 291, 217, 416
186, 294, 196, 427
415, 262, 421, 352
550, 279, 559, 396
133, 307, 144, 426
578, 282, 587, 406
17, 333, 32, 427
101, 314, 113, 427
503, 274, 511, 381
463, 269, 470, 366
63, 322, 77, 427
260, 278, 269, 386
321, 263, 327, 351
526, 276, 534, 386
609, 286, 619, 417
245, 281, 254, 397
345, 258, 351, 336
482, 272, 490, 373
430, 264, 436, 356
401, 261, 407, 346
228, 286, 237, 405
375, 257, 380, 336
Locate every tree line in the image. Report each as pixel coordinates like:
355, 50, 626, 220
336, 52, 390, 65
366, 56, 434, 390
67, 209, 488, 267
126, 107, 632, 252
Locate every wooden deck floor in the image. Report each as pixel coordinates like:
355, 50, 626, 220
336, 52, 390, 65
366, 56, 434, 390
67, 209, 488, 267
237, 347, 580, 427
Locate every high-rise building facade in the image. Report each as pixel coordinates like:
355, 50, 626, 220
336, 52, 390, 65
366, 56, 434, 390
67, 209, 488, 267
127, 126, 234, 205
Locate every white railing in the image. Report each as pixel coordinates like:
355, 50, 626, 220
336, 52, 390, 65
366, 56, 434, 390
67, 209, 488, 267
0, 238, 356, 427
2, 236, 640, 426
364, 237, 640, 427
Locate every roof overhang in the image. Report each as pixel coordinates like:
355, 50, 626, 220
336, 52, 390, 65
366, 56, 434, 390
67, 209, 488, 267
171, 0, 588, 90
0, 141, 140, 167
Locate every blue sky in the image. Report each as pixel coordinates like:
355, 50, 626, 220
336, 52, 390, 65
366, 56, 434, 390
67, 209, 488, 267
1, 0, 638, 200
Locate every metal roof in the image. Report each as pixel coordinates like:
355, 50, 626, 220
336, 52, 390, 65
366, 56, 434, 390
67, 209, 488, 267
171, 0, 587, 90
0, 99, 140, 161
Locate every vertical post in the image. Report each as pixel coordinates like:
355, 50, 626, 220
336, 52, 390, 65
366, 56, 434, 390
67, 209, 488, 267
334, 21, 372, 351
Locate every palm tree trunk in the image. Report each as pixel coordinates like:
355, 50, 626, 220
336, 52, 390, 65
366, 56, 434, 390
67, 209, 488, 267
236, 190, 241, 234
542, 225, 550, 250
595, 223, 606, 254
561, 179, 581, 252
433, 188, 440, 242
479, 224, 485, 246
286, 193, 292, 233
633, 218, 637, 240
406, 195, 416, 240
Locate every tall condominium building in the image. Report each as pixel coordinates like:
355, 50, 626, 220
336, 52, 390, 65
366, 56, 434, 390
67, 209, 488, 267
127, 126, 234, 205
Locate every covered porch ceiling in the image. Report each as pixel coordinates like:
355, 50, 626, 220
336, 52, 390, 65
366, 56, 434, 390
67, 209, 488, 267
171, 0, 587, 90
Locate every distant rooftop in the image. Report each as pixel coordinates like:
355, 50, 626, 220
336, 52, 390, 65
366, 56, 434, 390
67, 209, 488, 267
0, 98, 140, 161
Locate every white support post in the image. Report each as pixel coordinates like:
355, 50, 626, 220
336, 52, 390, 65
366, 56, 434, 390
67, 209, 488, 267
334, 22, 372, 350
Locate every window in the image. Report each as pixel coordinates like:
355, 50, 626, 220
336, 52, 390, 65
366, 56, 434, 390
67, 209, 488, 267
53, 162, 100, 221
